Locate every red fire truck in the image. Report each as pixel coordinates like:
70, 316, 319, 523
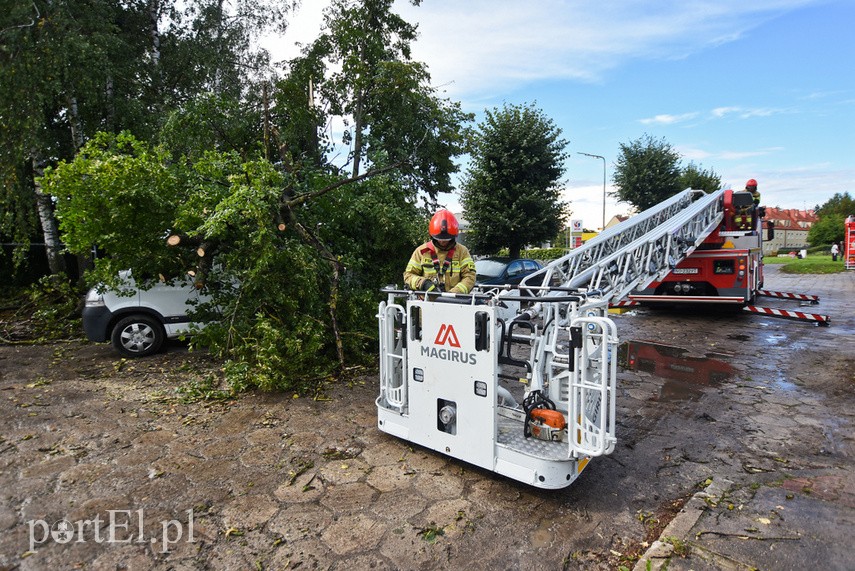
630, 189, 766, 304
845, 215, 855, 270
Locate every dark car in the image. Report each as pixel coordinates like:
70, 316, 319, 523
475, 257, 544, 286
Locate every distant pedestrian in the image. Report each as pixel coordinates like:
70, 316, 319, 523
831, 243, 840, 262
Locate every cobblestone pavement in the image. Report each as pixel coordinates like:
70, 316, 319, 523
1, 266, 853, 570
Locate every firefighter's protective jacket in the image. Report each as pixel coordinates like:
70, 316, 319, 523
404, 241, 476, 294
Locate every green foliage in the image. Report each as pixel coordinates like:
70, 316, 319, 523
10, 0, 465, 396
679, 162, 722, 193
309, 0, 472, 195
461, 102, 568, 259
0, 0, 132, 270
0, 0, 292, 273
220, 314, 331, 394
808, 192, 854, 245
43, 130, 422, 392
763, 253, 846, 274
42, 132, 190, 287
26, 275, 82, 339
160, 93, 265, 160
0, 274, 82, 342
306, 176, 422, 287
519, 248, 565, 261
0, 161, 38, 271
613, 135, 724, 212
612, 134, 682, 211
274, 53, 330, 167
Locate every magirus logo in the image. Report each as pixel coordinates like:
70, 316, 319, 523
422, 323, 476, 365
434, 324, 460, 347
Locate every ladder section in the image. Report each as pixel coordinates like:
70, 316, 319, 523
523, 188, 725, 303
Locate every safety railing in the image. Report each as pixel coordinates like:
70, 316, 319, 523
377, 301, 407, 411
568, 316, 618, 457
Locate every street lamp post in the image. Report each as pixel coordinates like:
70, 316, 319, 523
578, 152, 606, 230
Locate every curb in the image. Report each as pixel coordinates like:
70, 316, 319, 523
633, 477, 733, 571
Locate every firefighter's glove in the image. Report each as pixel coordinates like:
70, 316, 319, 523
420, 279, 438, 292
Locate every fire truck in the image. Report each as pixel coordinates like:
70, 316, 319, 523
629, 189, 765, 305
845, 215, 855, 270
626, 189, 830, 324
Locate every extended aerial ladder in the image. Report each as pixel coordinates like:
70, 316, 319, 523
519, 188, 724, 302
376, 188, 726, 489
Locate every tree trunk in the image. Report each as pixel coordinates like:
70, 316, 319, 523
351, 88, 364, 178
67, 96, 85, 151
148, 0, 161, 67
76, 253, 93, 287
307, 78, 319, 166
31, 159, 66, 275
147, 0, 162, 103
327, 257, 345, 368
105, 74, 115, 131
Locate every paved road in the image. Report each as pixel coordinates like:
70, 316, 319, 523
0, 266, 853, 570
635, 266, 855, 571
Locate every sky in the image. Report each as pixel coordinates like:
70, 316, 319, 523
268, 0, 855, 230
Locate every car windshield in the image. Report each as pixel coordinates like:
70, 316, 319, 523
475, 259, 507, 279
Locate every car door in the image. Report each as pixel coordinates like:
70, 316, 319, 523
138, 276, 206, 335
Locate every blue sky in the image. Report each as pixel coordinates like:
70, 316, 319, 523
271, 0, 855, 230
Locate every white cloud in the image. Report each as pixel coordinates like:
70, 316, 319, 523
563, 182, 627, 230
264, 0, 845, 219
712, 106, 742, 118
677, 144, 784, 162
713, 106, 788, 119
718, 147, 785, 160
730, 166, 855, 210
678, 146, 714, 161
639, 113, 700, 125
390, 0, 820, 99
639, 105, 790, 128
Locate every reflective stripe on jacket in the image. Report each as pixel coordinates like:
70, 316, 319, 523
404, 241, 476, 294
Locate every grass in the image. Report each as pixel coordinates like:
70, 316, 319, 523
764, 253, 848, 274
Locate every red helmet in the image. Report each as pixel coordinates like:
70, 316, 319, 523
745, 179, 758, 189
429, 209, 459, 240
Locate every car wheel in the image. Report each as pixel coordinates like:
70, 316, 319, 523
111, 314, 165, 357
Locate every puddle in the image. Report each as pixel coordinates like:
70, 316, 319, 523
764, 333, 787, 346
618, 340, 737, 402
529, 519, 555, 549
772, 371, 799, 393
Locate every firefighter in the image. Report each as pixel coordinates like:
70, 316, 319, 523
732, 178, 761, 230
746, 178, 761, 205
404, 209, 476, 294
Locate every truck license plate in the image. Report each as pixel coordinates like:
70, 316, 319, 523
673, 268, 699, 274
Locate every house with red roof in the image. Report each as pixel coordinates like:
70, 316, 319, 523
763, 207, 818, 254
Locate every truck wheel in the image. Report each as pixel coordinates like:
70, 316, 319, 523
111, 314, 165, 357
